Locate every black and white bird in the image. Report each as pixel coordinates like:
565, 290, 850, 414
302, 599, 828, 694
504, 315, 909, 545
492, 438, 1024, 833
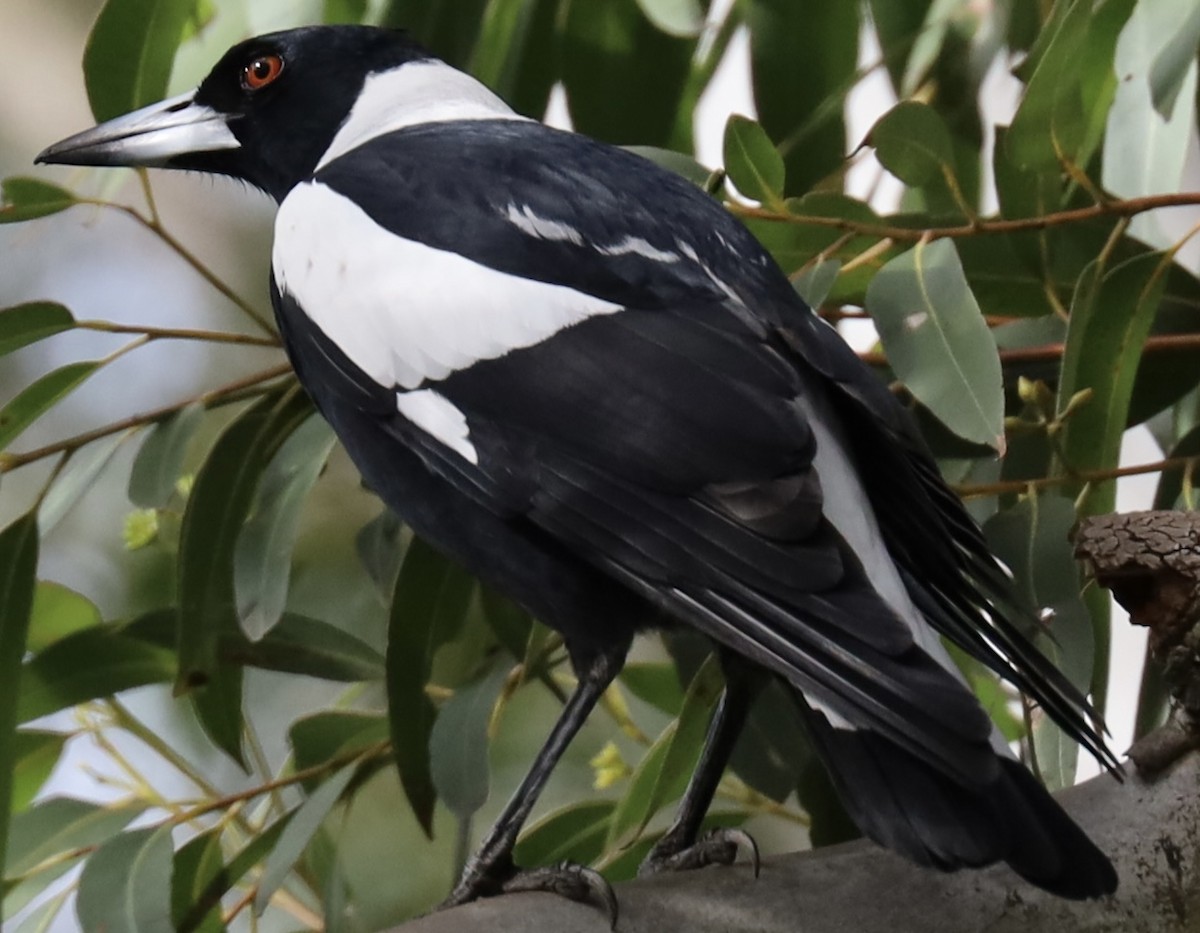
39, 24, 1119, 914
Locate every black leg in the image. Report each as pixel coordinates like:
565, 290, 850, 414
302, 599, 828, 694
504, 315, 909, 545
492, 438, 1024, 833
442, 636, 629, 917
639, 657, 762, 875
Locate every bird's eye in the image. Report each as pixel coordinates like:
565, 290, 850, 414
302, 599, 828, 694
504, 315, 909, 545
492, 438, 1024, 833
241, 53, 284, 91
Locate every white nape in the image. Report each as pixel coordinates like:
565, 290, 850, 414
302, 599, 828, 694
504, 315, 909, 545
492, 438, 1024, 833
316, 60, 530, 169
396, 388, 478, 464
273, 181, 623, 391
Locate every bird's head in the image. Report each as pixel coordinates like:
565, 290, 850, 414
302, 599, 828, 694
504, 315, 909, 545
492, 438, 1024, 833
36, 26, 438, 200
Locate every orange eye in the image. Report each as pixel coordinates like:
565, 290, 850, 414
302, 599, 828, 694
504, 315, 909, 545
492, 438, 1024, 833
241, 53, 284, 91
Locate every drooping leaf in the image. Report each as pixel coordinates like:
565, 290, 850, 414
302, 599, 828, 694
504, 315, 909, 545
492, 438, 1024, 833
867, 0, 935, 93
176, 386, 311, 764
619, 662, 685, 717
515, 800, 616, 868
10, 731, 67, 813
39, 434, 126, 534
290, 711, 390, 786
984, 495, 1093, 790
470, 0, 559, 118
865, 238, 1004, 450
380, 0, 489, 68
76, 826, 174, 933
746, 0, 858, 193
479, 587, 534, 663
0, 362, 101, 452
722, 116, 785, 205
17, 627, 176, 724
4, 798, 144, 916
624, 146, 714, 189
1148, 0, 1200, 118
176, 814, 293, 933
561, 0, 697, 148
234, 415, 336, 639
1153, 422, 1200, 510
792, 258, 841, 309
429, 661, 509, 819
355, 509, 406, 605
83, 0, 198, 122
170, 830, 226, 933
0, 512, 38, 925
633, 0, 704, 37
128, 403, 204, 509
606, 656, 723, 849
385, 537, 476, 836
0, 303, 75, 357
0, 180, 78, 225
867, 101, 956, 189
253, 765, 357, 915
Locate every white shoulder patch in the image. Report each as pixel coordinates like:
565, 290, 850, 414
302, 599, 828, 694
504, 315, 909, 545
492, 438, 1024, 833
273, 180, 623, 395
316, 61, 530, 169
396, 389, 477, 464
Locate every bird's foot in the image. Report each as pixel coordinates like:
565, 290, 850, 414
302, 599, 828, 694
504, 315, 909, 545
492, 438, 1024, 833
441, 857, 619, 929
637, 827, 760, 877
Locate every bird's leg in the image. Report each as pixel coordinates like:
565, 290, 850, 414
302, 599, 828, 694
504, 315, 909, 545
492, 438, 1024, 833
639, 658, 762, 876
441, 636, 629, 920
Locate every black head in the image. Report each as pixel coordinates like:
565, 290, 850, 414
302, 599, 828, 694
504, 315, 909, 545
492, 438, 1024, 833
36, 26, 433, 201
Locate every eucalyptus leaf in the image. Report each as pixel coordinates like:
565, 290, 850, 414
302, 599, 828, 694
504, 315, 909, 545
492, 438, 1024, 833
170, 830, 226, 933
38, 434, 126, 534
429, 661, 509, 819
128, 403, 204, 509
0, 180, 77, 225
235, 415, 336, 639
0, 362, 101, 452
1148, 0, 1200, 118
290, 711, 389, 782
76, 825, 175, 933
634, 0, 704, 37
386, 537, 476, 836
83, 0, 198, 121
514, 800, 616, 868
866, 238, 1004, 451
0, 303, 75, 357
723, 116, 785, 204
10, 731, 67, 813
254, 765, 357, 915
868, 101, 956, 189
26, 582, 101, 653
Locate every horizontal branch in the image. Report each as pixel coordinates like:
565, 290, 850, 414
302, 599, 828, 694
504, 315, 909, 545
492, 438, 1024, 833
859, 332, 1200, 369
954, 453, 1197, 498
731, 191, 1200, 242
390, 752, 1200, 933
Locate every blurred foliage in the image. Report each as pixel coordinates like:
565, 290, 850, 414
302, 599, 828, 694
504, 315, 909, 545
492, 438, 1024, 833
3, 0, 1200, 928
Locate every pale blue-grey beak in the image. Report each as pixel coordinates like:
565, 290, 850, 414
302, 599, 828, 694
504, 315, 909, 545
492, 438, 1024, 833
36, 91, 240, 167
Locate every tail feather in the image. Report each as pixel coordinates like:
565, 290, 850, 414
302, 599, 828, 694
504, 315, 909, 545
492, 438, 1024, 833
802, 705, 1117, 898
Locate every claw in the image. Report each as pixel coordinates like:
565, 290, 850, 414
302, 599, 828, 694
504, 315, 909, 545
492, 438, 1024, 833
502, 862, 619, 930
639, 826, 761, 877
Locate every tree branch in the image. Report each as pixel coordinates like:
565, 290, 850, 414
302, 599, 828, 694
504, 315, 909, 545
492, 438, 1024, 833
388, 752, 1200, 932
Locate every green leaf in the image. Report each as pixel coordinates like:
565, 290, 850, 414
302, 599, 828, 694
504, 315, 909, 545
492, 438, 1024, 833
0, 512, 38, 925
355, 510, 406, 605
39, 435, 126, 534
323, 0, 368, 24
254, 765, 357, 916
128, 403, 204, 509
792, 258, 841, 309
385, 537, 476, 836
607, 656, 723, 849
235, 415, 336, 639
747, 0, 859, 193
176, 386, 311, 764
429, 661, 509, 819
634, 0, 704, 37
19, 581, 86, 655
1148, 0, 1200, 119
1006, 0, 1135, 170
0, 180, 77, 225
83, 0, 198, 122
865, 238, 1004, 450
1153, 422, 1200, 509
170, 830, 226, 933
722, 116, 785, 204
479, 587, 534, 662
0, 303, 75, 357
868, 101, 956, 189
619, 662, 684, 717
76, 826, 174, 933
381, 0, 489, 69
515, 800, 616, 867
469, 0, 558, 118
290, 711, 389, 781
623, 146, 714, 188
1059, 252, 1169, 509
5, 798, 144, 915
984, 495, 1093, 789
176, 814, 293, 933
0, 362, 100, 452
561, 0, 696, 148
18, 627, 176, 723
867, 0, 935, 93
10, 731, 67, 813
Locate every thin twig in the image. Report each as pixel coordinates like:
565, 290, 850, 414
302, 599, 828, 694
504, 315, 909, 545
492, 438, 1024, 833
954, 454, 1200, 499
77, 319, 280, 347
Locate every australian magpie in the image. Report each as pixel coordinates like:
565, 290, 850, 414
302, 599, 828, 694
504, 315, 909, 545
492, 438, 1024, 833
39, 24, 1119, 915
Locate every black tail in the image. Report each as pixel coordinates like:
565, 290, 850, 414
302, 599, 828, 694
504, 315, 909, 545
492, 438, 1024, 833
802, 706, 1117, 899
